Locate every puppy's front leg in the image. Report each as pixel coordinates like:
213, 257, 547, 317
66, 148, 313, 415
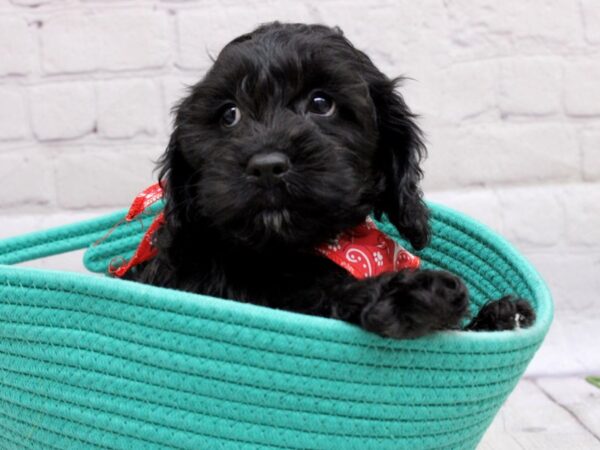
331, 270, 469, 339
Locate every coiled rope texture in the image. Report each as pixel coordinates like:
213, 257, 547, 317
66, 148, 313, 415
0, 203, 552, 449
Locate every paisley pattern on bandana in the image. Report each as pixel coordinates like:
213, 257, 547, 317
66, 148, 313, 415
316, 217, 420, 279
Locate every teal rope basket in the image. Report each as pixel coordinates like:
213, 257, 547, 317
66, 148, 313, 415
0, 203, 552, 449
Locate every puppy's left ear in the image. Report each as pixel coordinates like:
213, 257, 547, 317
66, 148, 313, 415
371, 78, 430, 250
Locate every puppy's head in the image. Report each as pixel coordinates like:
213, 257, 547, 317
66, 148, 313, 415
160, 22, 429, 251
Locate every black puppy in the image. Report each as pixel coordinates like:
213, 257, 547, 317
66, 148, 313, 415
128, 22, 534, 338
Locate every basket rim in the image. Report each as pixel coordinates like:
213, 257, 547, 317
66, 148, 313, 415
0, 201, 553, 351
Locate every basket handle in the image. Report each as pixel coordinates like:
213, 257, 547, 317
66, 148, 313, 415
0, 209, 127, 265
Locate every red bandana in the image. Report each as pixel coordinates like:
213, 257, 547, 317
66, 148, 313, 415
316, 217, 420, 279
111, 185, 420, 278
109, 183, 165, 277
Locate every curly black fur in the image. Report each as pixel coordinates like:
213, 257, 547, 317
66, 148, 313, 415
127, 22, 534, 338
466, 296, 536, 331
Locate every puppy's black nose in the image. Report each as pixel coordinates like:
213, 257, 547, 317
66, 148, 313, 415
246, 152, 290, 183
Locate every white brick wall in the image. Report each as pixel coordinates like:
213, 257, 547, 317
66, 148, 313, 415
30, 82, 96, 140
0, 151, 55, 207
55, 146, 159, 208
0, 0, 598, 374
582, 0, 600, 44
0, 87, 28, 140
97, 79, 162, 138
499, 58, 563, 117
564, 61, 600, 117
41, 10, 170, 74
0, 16, 35, 76
582, 130, 600, 181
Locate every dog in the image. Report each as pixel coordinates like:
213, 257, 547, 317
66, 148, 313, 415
125, 22, 534, 338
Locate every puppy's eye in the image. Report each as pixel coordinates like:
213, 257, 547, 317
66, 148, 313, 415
307, 92, 335, 116
221, 104, 241, 127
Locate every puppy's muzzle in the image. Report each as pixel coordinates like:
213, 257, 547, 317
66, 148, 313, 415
246, 152, 290, 185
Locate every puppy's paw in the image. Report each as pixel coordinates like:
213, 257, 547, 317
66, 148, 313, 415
360, 270, 469, 339
466, 295, 535, 331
